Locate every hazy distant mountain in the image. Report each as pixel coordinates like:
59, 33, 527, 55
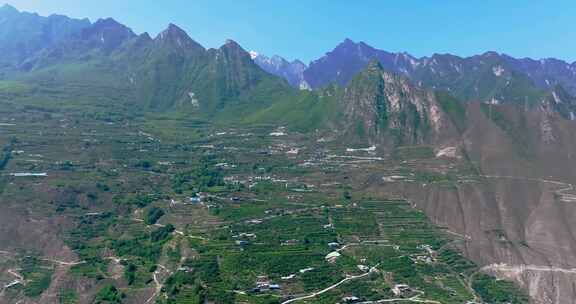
1, 5, 575, 122
0, 4, 90, 69
0, 6, 294, 116
302, 38, 576, 106
251, 52, 310, 89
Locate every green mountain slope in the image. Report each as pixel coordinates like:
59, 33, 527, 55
0, 4, 90, 70
2, 20, 298, 121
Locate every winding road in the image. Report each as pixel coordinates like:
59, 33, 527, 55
482, 263, 576, 275
479, 174, 575, 202
280, 264, 379, 304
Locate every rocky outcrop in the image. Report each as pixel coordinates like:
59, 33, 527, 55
252, 53, 309, 89
366, 102, 576, 303
339, 60, 457, 146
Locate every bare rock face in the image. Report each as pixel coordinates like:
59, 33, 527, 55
425, 181, 576, 304
368, 103, 576, 303
339, 60, 455, 146
252, 53, 309, 89
369, 177, 576, 304
487, 267, 576, 304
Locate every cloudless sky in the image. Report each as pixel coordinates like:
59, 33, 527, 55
3, 0, 576, 63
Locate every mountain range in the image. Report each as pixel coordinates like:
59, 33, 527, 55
2, 2, 575, 137
0, 4, 299, 119
250, 52, 310, 90
263, 41, 576, 128
255, 38, 576, 105
3, 2, 576, 123
2, 3, 576, 156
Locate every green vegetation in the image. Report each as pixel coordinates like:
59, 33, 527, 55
0, 10, 563, 304
94, 284, 124, 304
414, 170, 457, 185
115, 193, 159, 208
151, 224, 175, 242
0, 80, 34, 95
20, 257, 54, 298
473, 273, 530, 303
124, 263, 137, 285
393, 145, 434, 160
0, 137, 16, 170
58, 289, 79, 304
171, 158, 225, 193
0, 102, 528, 303
144, 206, 165, 225
480, 103, 533, 158
436, 91, 467, 132
245, 90, 339, 132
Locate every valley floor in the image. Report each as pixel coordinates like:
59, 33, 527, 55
0, 103, 529, 304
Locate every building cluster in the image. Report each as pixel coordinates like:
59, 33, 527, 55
252, 275, 281, 293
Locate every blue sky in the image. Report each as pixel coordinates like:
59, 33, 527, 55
3, 0, 575, 63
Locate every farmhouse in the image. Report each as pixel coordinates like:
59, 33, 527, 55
392, 284, 413, 297
325, 251, 341, 263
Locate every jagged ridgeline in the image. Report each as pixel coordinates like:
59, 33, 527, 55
297, 38, 576, 103
0, 9, 296, 120
2, 3, 576, 140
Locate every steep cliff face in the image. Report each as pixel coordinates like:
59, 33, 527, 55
377, 179, 576, 304
338, 61, 458, 147
126, 24, 209, 110
208, 40, 267, 103
363, 102, 576, 303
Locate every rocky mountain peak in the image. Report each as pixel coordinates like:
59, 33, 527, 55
292, 59, 307, 67
154, 23, 204, 52
270, 54, 287, 64
336, 38, 379, 55
332, 38, 370, 54
90, 18, 134, 37
222, 39, 243, 50
158, 23, 187, 39
304, 38, 395, 89
251, 52, 309, 88
127, 32, 152, 50
80, 18, 135, 50
219, 39, 251, 61
341, 61, 444, 144
138, 32, 152, 41
338, 38, 357, 47
93, 17, 120, 27
481, 51, 501, 58
0, 3, 18, 14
